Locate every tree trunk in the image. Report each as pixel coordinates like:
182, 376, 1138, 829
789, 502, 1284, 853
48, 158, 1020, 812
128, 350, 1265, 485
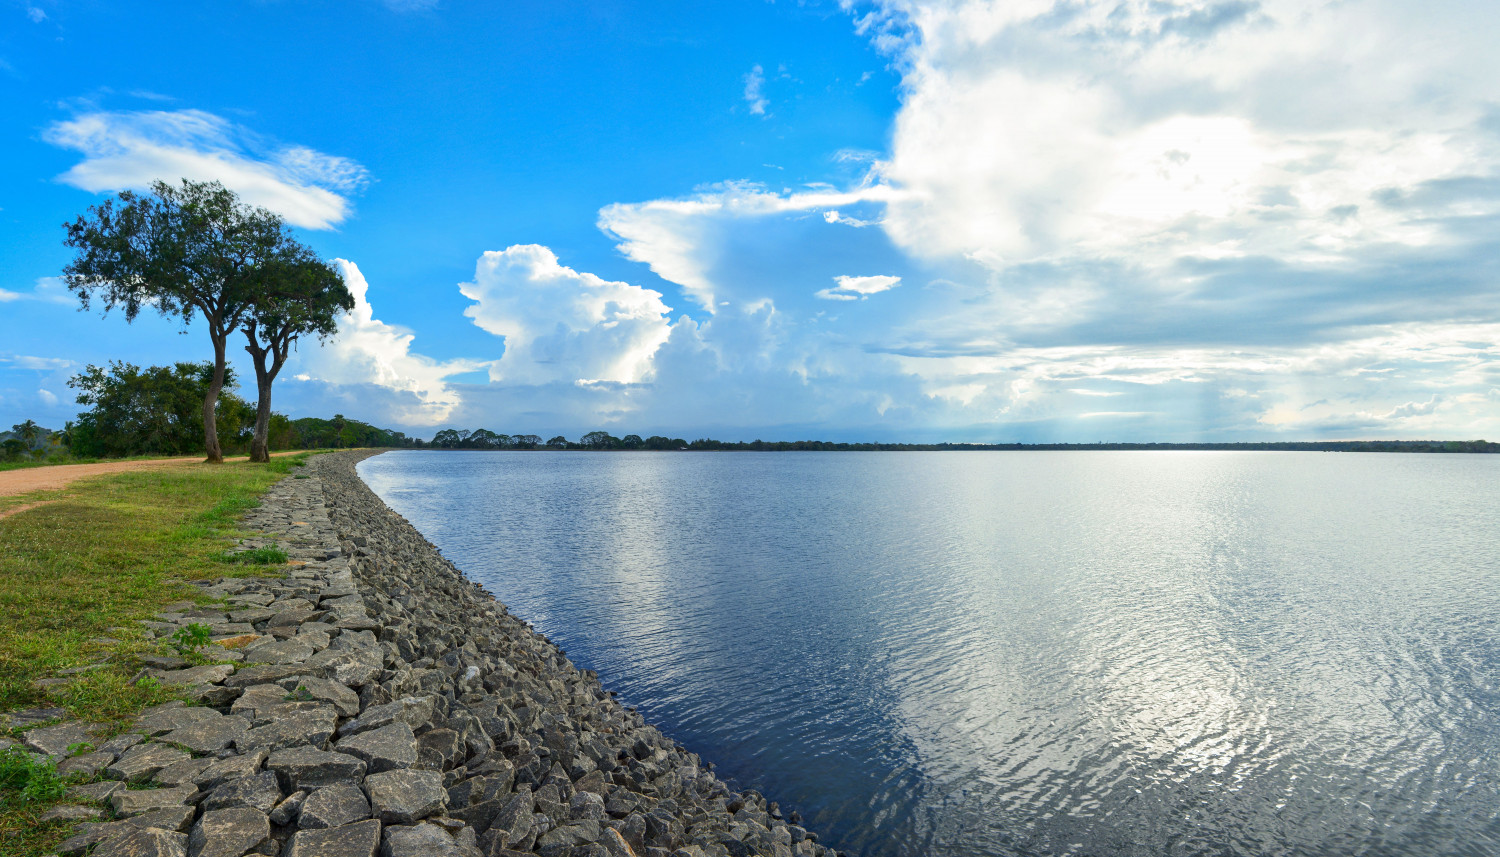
203, 333, 227, 464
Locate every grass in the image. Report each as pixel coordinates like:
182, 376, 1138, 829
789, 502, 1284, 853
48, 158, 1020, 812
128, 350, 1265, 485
0, 454, 309, 715
0, 453, 312, 855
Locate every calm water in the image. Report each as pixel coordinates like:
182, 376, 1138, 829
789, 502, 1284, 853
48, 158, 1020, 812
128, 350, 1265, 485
358, 451, 1500, 857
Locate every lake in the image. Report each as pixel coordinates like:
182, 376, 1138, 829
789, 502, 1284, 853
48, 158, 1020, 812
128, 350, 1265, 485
358, 451, 1500, 857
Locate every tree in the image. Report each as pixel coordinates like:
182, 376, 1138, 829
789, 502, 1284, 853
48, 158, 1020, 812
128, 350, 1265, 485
241, 244, 352, 461
66, 361, 253, 457
13, 420, 41, 447
63, 179, 285, 463
579, 431, 618, 449
546, 436, 568, 448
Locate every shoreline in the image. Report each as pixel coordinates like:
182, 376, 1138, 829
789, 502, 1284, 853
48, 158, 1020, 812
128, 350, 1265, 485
41, 449, 834, 857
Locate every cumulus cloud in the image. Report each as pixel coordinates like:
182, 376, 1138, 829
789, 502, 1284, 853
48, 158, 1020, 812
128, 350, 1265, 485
44, 110, 369, 229
290, 260, 486, 424
818, 274, 902, 301
25, 6, 45, 23
459, 245, 674, 386
744, 65, 769, 115
861, 0, 1500, 273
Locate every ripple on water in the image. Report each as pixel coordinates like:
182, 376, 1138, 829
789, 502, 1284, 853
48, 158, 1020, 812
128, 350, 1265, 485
360, 451, 1500, 857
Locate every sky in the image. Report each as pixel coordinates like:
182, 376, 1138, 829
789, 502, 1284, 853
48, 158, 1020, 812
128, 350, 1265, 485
2, 0, 1498, 443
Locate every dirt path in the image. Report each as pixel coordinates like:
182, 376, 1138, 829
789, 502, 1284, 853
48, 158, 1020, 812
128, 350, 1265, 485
0, 452, 306, 518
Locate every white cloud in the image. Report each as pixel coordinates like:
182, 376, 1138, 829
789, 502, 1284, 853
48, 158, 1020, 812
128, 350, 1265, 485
459, 245, 674, 386
744, 64, 769, 115
814, 289, 860, 301
26, 6, 45, 23
290, 260, 486, 424
0, 277, 73, 305
37, 389, 57, 407
836, 274, 901, 295
864, 0, 1500, 272
44, 110, 369, 229
598, 182, 898, 310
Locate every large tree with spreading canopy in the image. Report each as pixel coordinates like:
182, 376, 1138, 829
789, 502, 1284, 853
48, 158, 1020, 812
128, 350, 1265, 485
62, 178, 349, 463
63, 179, 283, 462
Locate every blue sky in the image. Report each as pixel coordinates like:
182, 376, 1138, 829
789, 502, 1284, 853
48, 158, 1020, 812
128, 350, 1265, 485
3, 0, 1498, 442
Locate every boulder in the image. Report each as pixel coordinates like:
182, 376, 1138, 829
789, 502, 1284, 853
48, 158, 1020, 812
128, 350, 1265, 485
380, 822, 483, 857
90, 826, 188, 857
109, 784, 198, 817
234, 708, 337, 752
188, 807, 271, 857
108, 743, 192, 783
299, 781, 372, 829
285, 819, 382, 857
365, 769, 448, 824
266, 746, 368, 792
202, 771, 282, 814
161, 715, 250, 754
336, 722, 418, 773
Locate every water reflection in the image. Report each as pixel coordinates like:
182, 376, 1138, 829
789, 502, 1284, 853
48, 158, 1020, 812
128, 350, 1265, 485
359, 451, 1500, 857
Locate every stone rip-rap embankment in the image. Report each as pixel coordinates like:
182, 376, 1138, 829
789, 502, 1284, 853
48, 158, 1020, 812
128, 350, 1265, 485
31, 450, 835, 857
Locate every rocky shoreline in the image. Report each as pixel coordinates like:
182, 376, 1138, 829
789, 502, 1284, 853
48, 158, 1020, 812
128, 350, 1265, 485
23, 450, 834, 857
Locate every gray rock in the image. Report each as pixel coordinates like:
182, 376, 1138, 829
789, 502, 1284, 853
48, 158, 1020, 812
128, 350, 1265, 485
162, 715, 250, 754
303, 647, 383, 688
40, 803, 105, 822
234, 707, 336, 752
570, 790, 607, 821
285, 819, 383, 857
339, 696, 436, 737
415, 728, 461, 771
59, 750, 115, 777
270, 789, 308, 826
101, 731, 147, 757
189, 807, 271, 857
108, 743, 193, 783
202, 771, 282, 814
193, 750, 267, 789
132, 806, 197, 833
153, 757, 213, 787
600, 828, 640, 857
300, 781, 372, 829
277, 675, 361, 717
70, 779, 124, 803
135, 705, 222, 737
109, 784, 198, 817
242, 636, 317, 665
365, 769, 448, 824
154, 664, 235, 686
91, 825, 188, 857
380, 821, 483, 857
229, 684, 293, 720
23, 721, 100, 757
266, 746, 368, 791
2, 705, 67, 728
337, 722, 418, 773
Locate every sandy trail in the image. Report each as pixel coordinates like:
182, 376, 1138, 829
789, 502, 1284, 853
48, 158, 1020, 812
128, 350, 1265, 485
0, 452, 305, 519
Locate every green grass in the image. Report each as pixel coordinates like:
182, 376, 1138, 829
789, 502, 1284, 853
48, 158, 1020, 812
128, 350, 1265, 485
0, 454, 308, 715
221, 546, 288, 565
0, 453, 311, 855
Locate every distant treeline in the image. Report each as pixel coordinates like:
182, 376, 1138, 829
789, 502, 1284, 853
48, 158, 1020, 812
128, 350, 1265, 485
421, 430, 1500, 453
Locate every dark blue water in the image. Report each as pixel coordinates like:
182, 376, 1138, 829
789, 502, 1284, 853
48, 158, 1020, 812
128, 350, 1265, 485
358, 451, 1500, 857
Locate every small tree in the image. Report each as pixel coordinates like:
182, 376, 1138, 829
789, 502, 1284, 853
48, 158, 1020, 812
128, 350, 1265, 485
13, 420, 41, 448
63, 179, 284, 463
242, 245, 352, 462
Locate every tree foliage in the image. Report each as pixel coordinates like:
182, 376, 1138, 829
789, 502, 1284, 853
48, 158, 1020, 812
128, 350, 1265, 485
65, 361, 253, 458
242, 243, 353, 462
63, 179, 287, 463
